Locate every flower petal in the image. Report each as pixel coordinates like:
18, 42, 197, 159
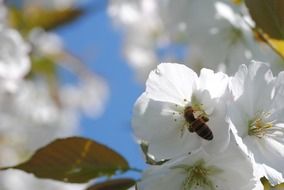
146, 63, 198, 105
138, 167, 184, 190
259, 164, 284, 186
132, 93, 201, 159
138, 138, 258, 190
198, 68, 229, 98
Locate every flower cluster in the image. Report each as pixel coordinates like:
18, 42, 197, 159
108, 0, 284, 83
132, 62, 284, 189
0, 1, 107, 190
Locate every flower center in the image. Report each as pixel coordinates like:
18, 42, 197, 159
190, 95, 208, 117
248, 111, 274, 138
172, 159, 222, 190
181, 102, 208, 136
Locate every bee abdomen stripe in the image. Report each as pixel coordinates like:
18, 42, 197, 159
196, 124, 208, 135
200, 128, 213, 140
191, 120, 203, 130
196, 124, 213, 140
204, 131, 213, 140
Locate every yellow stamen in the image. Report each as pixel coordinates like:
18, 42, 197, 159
248, 112, 274, 138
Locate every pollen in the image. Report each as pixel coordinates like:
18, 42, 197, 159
181, 97, 210, 138
190, 95, 207, 117
172, 159, 222, 190
248, 111, 274, 138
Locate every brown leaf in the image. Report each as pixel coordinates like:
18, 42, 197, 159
262, 177, 284, 190
252, 28, 284, 59
86, 178, 136, 190
1, 137, 129, 183
245, 0, 284, 39
232, 0, 243, 5
8, 7, 83, 33
266, 37, 284, 58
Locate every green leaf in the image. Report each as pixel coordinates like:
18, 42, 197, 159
264, 37, 284, 58
30, 56, 57, 78
232, 0, 243, 5
8, 7, 83, 33
251, 28, 284, 59
1, 137, 129, 183
245, 0, 284, 39
86, 178, 136, 190
28, 56, 61, 106
261, 177, 284, 190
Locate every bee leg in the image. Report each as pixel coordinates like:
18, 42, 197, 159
180, 124, 186, 137
188, 124, 195, 132
202, 116, 209, 122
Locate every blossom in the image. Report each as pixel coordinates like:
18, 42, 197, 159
184, 1, 282, 75
137, 137, 260, 190
132, 63, 230, 160
228, 61, 284, 185
61, 75, 109, 118
0, 170, 86, 190
108, 0, 284, 83
108, 0, 165, 82
0, 2, 107, 190
0, 27, 30, 81
0, 81, 79, 160
0, 81, 82, 190
28, 28, 64, 56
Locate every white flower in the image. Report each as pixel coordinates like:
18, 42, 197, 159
108, 0, 284, 83
108, 0, 167, 83
28, 28, 64, 56
132, 63, 230, 160
0, 81, 79, 166
228, 61, 284, 185
0, 170, 86, 190
184, 1, 282, 75
0, 27, 30, 80
0, 80, 81, 190
61, 75, 109, 118
137, 137, 260, 190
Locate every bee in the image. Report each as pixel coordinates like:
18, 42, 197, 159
184, 106, 213, 140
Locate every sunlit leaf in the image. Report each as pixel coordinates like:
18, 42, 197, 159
266, 38, 284, 58
8, 7, 83, 33
252, 28, 284, 59
28, 56, 62, 106
245, 0, 284, 40
30, 56, 57, 78
232, 0, 243, 5
86, 178, 136, 190
0, 137, 129, 183
262, 177, 284, 190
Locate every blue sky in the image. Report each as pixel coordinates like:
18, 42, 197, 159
56, 1, 146, 179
